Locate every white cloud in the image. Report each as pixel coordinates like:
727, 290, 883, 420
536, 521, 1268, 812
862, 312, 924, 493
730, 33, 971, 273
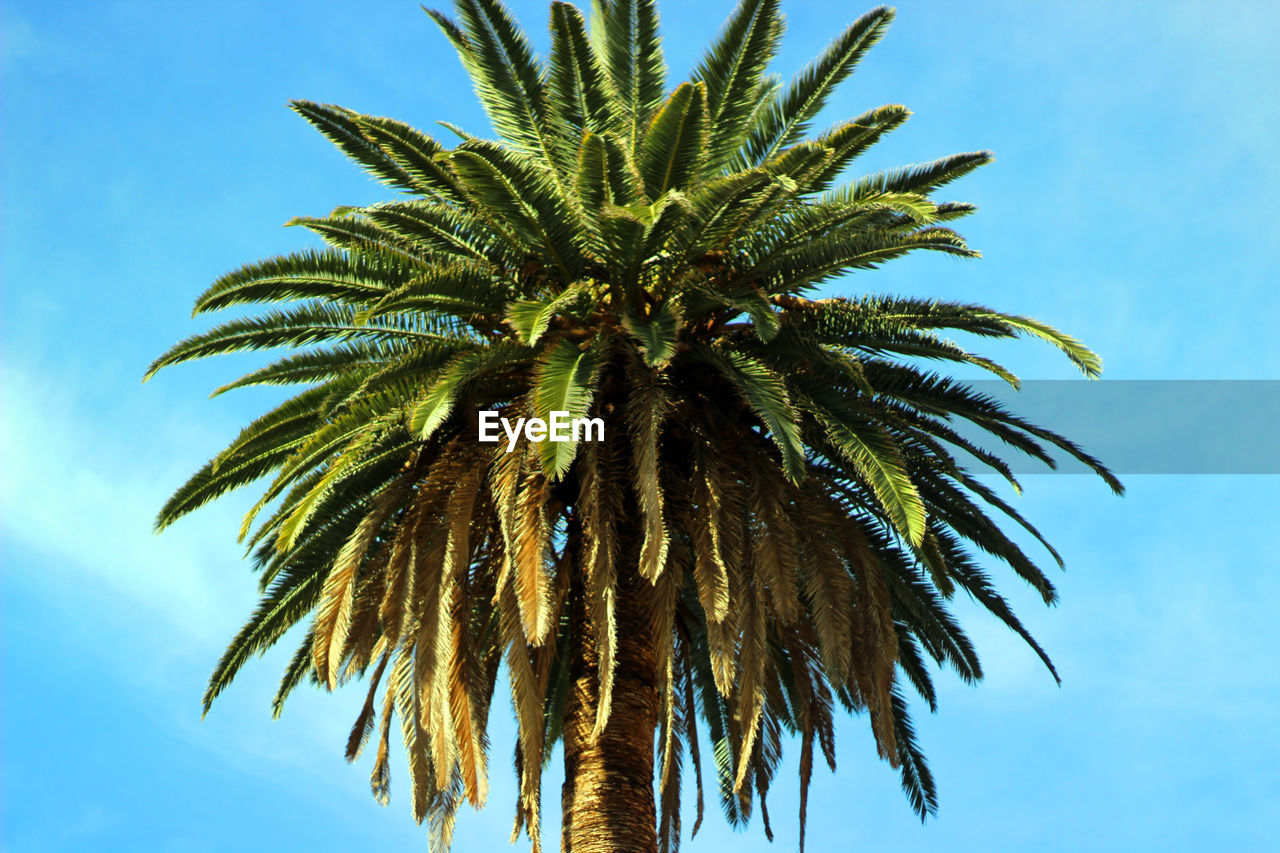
0, 363, 252, 649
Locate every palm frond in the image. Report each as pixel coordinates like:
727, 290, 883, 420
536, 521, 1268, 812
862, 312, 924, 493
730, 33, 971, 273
590, 0, 667, 146
692, 0, 783, 170
742, 6, 894, 164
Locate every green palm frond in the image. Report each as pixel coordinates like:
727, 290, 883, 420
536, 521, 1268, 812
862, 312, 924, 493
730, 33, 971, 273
532, 338, 603, 477
192, 249, 408, 314
548, 2, 617, 135
692, 0, 783, 171
640, 82, 708, 198
591, 0, 667, 146
742, 6, 895, 165
290, 100, 422, 192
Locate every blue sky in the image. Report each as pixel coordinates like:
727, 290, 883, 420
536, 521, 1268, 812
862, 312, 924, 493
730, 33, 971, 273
2, 1, 1278, 850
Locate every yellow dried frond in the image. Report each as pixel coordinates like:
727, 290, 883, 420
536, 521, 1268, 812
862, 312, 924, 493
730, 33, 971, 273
840, 517, 900, 763
625, 356, 672, 580
691, 461, 731, 622
448, 602, 489, 807
497, 581, 546, 832
313, 477, 409, 688
371, 670, 396, 807
487, 431, 526, 601
705, 600, 739, 697
379, 478, 448, 647
338, 556, 390, 684
578, 440, 620, 739
750, 480, 802, 624
384, 638, 443, 825
345, 650, 389, 763
798, 531, 854, 682
514, 464, 553, 643
733, 589, 768, 793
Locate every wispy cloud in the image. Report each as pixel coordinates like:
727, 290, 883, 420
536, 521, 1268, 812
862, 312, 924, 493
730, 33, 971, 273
0, 360, 517, 849
1, 364, 250, 650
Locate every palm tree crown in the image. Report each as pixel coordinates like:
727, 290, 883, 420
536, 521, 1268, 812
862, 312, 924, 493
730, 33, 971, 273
148, 2, 1122, 851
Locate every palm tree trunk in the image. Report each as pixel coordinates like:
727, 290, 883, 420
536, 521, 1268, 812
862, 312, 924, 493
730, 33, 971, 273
561, 548, 660, 852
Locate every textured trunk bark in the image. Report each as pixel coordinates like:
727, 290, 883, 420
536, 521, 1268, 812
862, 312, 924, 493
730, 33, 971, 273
561, 551, 660, 853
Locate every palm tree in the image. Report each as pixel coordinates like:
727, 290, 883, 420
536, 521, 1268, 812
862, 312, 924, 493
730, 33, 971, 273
147, 1, 1121, 851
